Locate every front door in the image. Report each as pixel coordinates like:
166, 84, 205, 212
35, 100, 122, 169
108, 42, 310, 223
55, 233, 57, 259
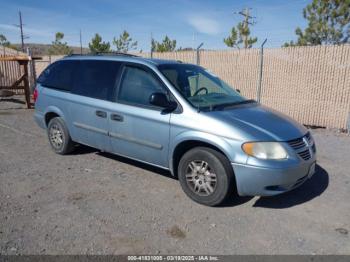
109, 64, 171, 168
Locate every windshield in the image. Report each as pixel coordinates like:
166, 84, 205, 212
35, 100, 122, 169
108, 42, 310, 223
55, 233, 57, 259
158, 63, 253, 110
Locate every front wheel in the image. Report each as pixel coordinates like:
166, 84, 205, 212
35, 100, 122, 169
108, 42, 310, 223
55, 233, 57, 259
178, 147, 235, 206
47, 117, 75, 155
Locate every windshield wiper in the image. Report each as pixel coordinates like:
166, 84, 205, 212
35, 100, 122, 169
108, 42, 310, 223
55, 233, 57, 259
210, 99, 256, 111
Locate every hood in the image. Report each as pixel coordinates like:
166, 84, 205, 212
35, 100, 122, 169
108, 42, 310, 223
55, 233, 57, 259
206, 103, 307, 141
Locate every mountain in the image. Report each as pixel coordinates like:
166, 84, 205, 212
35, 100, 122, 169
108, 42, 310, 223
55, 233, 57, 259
12, 43, 90, 56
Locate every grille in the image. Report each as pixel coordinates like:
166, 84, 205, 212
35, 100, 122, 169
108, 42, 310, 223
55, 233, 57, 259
305, 132, 312, 143
287, 132, 314, 161
298, 149, 311, 160
288, 137, 306, 150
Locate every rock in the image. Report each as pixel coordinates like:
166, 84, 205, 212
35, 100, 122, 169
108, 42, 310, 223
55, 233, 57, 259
335, 228, 348, 235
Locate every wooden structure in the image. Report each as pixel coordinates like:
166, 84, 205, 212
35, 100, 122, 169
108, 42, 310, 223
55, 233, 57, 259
0, 55, 32, 108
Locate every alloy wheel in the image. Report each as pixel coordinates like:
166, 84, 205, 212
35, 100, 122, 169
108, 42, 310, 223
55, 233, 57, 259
49, 123, 64, 149
185, 160, 217, 196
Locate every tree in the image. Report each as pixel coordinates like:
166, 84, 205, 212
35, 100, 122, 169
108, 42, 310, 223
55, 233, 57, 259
224, 8, 257, 49
284, 0, 350, 47
0, 35, 18, 50
0, 34, 10, 47
113, 30, 137, 52
152, 36, 177, 52
89, 33, 111, 53
224, 28, 239, 48
48, 32, 72, 55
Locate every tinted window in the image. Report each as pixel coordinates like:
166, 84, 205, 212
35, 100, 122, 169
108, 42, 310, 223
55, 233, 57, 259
72, 60, 121, 100
37, 60, 78, 91
118, 66, 165, 107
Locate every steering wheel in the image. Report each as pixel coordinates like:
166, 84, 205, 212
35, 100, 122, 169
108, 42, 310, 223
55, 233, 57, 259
193, 87, 208, 96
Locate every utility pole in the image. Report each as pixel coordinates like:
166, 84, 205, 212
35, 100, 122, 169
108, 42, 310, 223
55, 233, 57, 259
14, 11, 29, 52
19, 11, 25, 51
79, 29, 83, 54
150, 32, 153, 58
237, 8, 255, 48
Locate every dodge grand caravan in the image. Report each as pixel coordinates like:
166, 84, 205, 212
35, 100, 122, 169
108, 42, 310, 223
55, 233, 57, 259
34, 54, 316, 206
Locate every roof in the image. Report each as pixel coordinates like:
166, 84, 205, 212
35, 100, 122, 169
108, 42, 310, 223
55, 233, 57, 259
61, 53, 183, 67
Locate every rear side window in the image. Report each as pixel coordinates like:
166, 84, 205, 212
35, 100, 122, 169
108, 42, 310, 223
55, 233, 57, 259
72, 60, 121, 100
118, 66, 166, 107
37, 60, 78, 91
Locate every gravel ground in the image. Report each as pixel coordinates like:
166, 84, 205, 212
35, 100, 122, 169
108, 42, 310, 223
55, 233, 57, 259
0, 100, 349, 255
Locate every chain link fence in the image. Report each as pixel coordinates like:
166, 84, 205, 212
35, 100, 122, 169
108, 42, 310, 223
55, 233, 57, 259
33, 45, 350, 130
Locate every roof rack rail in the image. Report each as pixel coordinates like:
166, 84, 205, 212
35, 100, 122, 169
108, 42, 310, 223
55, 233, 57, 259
65, 53, 81, 56
67, 52, 139, 57
95, 52, 139, 57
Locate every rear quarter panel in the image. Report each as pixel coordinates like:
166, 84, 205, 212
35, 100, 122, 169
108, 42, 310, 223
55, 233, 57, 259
36, 86, 72, 129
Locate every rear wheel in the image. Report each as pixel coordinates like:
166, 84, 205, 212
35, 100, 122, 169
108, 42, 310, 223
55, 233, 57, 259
178, 147, 234, 206
47, 117, 75, 155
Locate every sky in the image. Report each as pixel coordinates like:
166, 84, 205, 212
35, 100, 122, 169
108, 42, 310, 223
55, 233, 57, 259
0, 0, 309, 51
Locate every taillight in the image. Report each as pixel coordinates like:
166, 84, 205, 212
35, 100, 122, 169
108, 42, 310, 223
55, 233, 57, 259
33, 88, 38, 103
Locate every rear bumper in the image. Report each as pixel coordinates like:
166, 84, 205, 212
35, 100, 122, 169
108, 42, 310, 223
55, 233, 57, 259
232, 159, 316, 196
33, 111, 46, 129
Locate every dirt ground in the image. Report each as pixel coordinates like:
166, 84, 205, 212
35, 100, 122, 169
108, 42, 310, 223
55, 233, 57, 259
0, 100, 349, 255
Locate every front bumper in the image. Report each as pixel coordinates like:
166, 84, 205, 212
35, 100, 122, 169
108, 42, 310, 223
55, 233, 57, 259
232, 159, 316, 196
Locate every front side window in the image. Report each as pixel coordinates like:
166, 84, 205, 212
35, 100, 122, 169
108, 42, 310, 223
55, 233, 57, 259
118, 66, 166, 107
72, 60, 121, 100
158, 64, 253, 110
37, 60, 78, 91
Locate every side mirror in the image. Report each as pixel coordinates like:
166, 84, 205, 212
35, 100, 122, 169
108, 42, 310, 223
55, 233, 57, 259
149, 92, 177, 110
236, 89, 241, 93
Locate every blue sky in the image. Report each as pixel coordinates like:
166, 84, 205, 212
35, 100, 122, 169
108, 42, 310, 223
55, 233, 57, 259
0, 0, 309, 50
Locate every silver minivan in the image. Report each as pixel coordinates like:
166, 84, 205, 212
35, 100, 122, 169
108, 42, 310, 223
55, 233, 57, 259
34, 54, 316, 206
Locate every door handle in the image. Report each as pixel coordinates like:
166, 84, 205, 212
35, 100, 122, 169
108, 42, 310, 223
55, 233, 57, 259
111, 113, 124, 122
96, 110, 107, 118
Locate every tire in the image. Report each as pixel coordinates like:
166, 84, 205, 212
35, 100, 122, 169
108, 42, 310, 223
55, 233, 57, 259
47, 117, 75, 155
178, 147, 235, 206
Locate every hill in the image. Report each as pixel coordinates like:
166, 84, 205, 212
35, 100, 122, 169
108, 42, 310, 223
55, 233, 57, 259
12, 43, 90, 56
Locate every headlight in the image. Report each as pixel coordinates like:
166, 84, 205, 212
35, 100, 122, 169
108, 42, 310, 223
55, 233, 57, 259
242, 142, 288, 160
